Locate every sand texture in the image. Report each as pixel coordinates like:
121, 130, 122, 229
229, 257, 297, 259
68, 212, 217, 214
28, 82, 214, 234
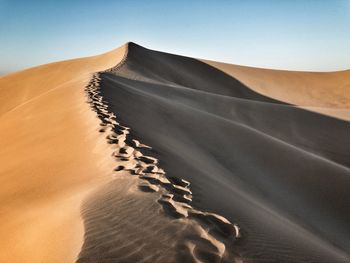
0, 45, 127, 262
99, 43, 350, 262
0, 42, 349, 262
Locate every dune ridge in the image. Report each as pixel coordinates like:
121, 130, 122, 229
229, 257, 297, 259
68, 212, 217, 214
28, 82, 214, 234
1, 41, 349, 263
98, 42, 350, 262
77, 71, 241, 262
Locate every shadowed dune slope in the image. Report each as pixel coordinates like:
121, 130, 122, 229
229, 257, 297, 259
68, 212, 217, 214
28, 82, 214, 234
0, 45, 127, 262
78, 73, 243, 263
100, 43, 350, 262
0, 44, 244, 263
1, 41, 349, 263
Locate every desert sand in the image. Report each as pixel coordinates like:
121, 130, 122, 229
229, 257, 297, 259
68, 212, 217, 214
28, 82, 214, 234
0, 45, 127, 262
0, 42, 349, 262
204, 60, 350, 121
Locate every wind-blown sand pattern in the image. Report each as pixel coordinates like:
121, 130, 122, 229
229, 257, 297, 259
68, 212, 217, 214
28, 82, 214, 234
78, 72, 241, 262
0, 42, 349, 262
97, 43, 350, 262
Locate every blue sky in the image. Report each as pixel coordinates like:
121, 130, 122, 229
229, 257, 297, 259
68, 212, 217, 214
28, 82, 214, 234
1, 0, 350, 75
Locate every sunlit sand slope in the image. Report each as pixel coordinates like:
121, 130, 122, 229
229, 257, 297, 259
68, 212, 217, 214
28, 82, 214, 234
0, 46, 126, 263
204, 60, 350, 120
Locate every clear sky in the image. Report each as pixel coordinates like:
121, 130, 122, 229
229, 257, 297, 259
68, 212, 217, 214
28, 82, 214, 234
1, 0, 350, 75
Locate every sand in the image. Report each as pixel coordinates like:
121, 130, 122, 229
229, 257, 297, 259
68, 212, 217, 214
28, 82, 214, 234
0, 42, 349, 262
99, 43, 350, 262
203, 60, 350, 121
0, 45, 126, 262
76, 73, 241, 262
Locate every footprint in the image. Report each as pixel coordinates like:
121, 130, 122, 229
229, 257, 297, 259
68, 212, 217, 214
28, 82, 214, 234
168, 177, 190, 188
142, 165, 158, 173
189, 210, 240, 239
114, 165, 125, 172
157, 195, 187, 219
138, 182, 159, 192
172, 193, 192, 204
137, 156, 158, 164
86, 72, 242, 261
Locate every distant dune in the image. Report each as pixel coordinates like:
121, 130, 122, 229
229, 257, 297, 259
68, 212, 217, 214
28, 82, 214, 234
0, 42, 349, 263
203, 60, 350, 121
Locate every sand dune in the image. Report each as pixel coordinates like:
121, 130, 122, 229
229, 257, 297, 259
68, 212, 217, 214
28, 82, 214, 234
0, 42, 349, 262
0, 45, 127, 262
204, 60, 350, 121
77, 73, 241, 262
99, 43, 350, 262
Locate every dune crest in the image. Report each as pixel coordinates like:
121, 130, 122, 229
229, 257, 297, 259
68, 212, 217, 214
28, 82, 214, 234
1, 42, 349, 263
98, 42, 350, 262
77, 71, 242, 262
